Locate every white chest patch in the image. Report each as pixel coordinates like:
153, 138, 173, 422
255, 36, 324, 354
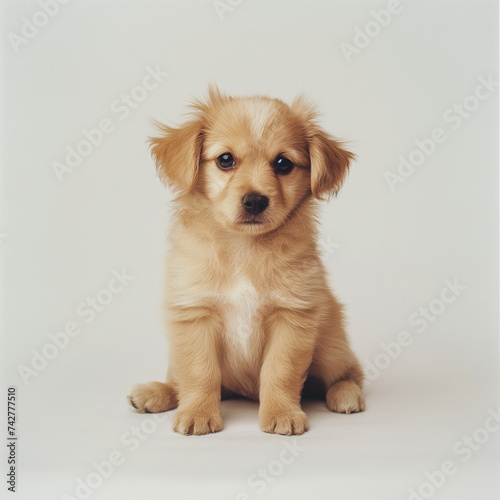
223, 278, 261, 360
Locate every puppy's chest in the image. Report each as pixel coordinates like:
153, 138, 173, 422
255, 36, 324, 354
221, 278, 266, 361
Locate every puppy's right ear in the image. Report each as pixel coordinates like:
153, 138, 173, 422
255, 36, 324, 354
149, 118, 204, 193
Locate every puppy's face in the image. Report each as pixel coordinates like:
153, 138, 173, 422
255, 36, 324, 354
150, 89, 354, 235
199, 97, 312, 234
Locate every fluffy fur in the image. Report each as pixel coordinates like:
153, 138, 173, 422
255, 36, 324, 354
128, 88, 365, 436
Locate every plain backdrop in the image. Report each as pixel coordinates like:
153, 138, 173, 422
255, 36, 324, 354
0, 1, 498, 499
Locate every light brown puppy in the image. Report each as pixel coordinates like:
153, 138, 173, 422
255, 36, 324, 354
128, 88, 365, 436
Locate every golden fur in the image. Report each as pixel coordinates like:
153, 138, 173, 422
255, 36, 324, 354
128, 88, 365, 435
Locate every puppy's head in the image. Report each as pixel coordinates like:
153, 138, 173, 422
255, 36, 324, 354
150, 88, 354, 234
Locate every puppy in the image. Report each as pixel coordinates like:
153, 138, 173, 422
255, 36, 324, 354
128, 88, 365, 436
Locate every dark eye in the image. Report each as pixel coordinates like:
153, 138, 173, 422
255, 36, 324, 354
273, 156, 294, 175
217, 153, 235, 170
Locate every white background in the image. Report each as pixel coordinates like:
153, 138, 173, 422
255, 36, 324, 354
1, 1, 498, 499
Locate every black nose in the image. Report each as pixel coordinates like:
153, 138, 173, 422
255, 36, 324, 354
242, 193, 269, 215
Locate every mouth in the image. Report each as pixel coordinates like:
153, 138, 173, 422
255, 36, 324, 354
237, 212, 269, 225
239, 219, 264, 225
233, 209, 272, 231
234, 215, 268, 229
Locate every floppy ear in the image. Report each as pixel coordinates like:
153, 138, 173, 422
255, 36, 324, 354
309, 130, 355, 199
149, 118, 204, 193
290, 95, 355, 199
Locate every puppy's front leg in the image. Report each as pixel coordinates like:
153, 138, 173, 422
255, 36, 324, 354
170, 313, 223, 435
259, 310, 316, 436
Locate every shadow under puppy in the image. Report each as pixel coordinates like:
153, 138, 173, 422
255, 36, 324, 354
129, 88, 365, 435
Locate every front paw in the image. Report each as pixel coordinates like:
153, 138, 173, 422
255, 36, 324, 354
128, 381, 178, 413
260, 408, 309, 436
173, 407, 223, 436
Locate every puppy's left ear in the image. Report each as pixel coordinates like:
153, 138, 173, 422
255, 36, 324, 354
309, 130, 355, 199
149, 118, 204, 193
